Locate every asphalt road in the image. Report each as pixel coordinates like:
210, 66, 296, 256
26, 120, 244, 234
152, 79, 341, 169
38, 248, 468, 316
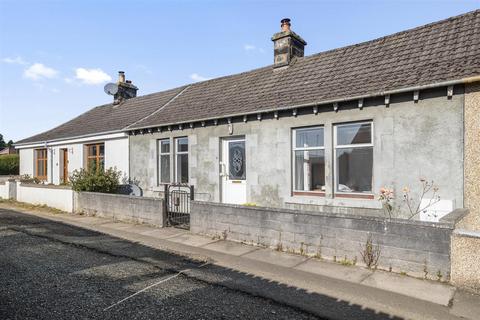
0, 208, 322, 320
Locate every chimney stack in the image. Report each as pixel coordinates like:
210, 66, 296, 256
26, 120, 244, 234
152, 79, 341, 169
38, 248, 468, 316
113, 71, 138, 104
271, 18, 307, 68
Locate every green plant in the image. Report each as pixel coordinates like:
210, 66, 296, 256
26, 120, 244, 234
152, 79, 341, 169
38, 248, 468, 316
340, 256, 354, 266
19, 174, 40, 184
0, 154, 19, 175
360, 234, 381, 269
69, 167, 122, 193
436, 270, 443, 281
242, 202, 257, 207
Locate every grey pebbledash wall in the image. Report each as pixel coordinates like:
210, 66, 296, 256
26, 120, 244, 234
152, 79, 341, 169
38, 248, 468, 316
74, 192, 165, 227
129, 86, 465, 217
191, 201, 462, 279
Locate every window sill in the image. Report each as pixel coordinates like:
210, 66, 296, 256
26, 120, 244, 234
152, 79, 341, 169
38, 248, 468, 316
293, 191, 325, 197
335, 193, 375, 200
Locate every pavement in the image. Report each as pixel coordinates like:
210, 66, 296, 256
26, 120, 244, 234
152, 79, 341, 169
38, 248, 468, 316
1, 204, 480, 320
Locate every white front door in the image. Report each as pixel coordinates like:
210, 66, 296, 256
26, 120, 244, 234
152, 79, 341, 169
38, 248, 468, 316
221, 137, 247, 204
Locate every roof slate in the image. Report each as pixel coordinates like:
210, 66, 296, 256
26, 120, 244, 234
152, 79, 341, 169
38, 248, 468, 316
17, 10, 480, 144
16, 86, 186, 144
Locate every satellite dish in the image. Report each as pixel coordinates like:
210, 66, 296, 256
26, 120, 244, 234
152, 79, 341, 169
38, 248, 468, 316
104, 83, 118, 95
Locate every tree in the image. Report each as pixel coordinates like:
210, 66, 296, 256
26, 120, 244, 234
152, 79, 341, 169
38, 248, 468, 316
0, 134, 14, 149
0, 134, 5, 148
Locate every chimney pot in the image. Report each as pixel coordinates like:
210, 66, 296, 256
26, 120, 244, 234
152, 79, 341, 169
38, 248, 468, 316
281, 18, 291, 32
118, 71, 125, 83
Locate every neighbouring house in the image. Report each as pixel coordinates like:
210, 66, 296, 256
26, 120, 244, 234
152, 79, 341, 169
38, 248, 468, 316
0, 146, 17, 156
14, 72, 185, 184
15, 11, 480, 223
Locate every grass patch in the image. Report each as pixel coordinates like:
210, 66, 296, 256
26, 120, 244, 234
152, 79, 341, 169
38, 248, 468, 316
0, 198, 65, 215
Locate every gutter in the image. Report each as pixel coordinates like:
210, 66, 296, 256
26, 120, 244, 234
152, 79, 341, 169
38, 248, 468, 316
14, 129, 128, 148
127, 76, 480, 131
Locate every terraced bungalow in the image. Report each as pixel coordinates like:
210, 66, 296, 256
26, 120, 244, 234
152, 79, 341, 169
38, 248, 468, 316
15, 11, 480, 222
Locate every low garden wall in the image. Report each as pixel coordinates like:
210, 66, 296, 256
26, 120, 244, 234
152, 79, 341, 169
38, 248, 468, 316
16, 183, 73, 212
0, 181, 8, 199
74, 192, 165, 227
191, 201, 464, 279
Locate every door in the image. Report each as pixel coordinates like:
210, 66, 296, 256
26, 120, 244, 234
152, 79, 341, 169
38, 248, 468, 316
221, 137, 247, 204
61, 149, 68, 184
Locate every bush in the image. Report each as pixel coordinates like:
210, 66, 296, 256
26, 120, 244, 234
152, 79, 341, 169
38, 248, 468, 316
69, 167, 122, 193
0, 154, 19, 175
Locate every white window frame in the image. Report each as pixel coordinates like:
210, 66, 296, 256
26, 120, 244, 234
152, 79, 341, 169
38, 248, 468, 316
333, 121, 374, 195
292, 126, 325, 193
174, 137, 189, 183
157, 138, 171, 185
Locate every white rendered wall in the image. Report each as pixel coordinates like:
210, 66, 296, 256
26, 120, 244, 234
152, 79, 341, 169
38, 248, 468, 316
105, 138, 129, 179
16, 184, 73, 212
0, 183, 8, 199
17, 136, 128, 185
19, 149, 34, 177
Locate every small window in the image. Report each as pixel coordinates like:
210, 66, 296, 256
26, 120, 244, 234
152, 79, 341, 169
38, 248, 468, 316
86, 143, 105, 172
158, 139, 171, 184
334, 122, 373, 194
35, 148, 48, 181
292, 127, 325, 192
175, 137, 188, 183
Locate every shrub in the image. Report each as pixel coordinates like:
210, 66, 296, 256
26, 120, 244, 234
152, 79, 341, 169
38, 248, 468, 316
0, 154, 19, 175
69, 167, 122, 193
19, 174, 40, 184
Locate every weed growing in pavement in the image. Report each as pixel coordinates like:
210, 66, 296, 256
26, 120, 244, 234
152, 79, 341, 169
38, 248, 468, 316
360, 234, 381, 269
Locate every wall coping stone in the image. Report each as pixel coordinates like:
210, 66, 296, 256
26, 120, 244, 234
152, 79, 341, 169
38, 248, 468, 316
439, 208, 470, 226
19, 183, 72, 190
453, 229, 480, 239
78, 191, 163, 202
192, 200, 456, 230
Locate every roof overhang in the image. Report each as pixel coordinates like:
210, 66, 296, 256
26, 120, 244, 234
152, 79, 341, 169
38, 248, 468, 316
14, 131, 128, 149
127, 76, 480, 132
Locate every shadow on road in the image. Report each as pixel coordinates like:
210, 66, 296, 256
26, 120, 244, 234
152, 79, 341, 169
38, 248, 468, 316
0, 209, 403, 320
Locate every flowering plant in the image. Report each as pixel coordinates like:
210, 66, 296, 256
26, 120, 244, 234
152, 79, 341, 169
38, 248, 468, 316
379, 178, 441, 220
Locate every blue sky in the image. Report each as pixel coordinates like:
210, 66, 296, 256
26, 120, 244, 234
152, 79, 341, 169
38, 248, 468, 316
1, 0, 479, 142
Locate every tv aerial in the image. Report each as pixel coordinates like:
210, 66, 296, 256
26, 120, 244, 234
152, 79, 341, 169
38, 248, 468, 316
104, 83, 118, 95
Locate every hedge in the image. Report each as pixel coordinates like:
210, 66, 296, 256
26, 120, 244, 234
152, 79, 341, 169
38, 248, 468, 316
0, 154, 19, 175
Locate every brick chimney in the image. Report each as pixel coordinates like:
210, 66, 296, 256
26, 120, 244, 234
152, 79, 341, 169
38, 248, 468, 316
114, 71, 138, 104
271, 18, 307, 68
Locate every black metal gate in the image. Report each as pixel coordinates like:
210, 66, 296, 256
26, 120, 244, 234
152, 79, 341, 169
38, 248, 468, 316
164, 184, 194, 229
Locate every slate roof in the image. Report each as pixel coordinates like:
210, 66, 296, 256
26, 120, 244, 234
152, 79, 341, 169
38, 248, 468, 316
16, 86, 186, 144
17, 10, 480, 144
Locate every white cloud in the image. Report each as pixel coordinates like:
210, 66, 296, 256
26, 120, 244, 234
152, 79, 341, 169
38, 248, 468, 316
244, 44, 256, 51
190, 73, 211, 82
74, 68, 112, 85
23, 63, 58, 80
244, 44, 265, 54
2, 56, 28, 65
